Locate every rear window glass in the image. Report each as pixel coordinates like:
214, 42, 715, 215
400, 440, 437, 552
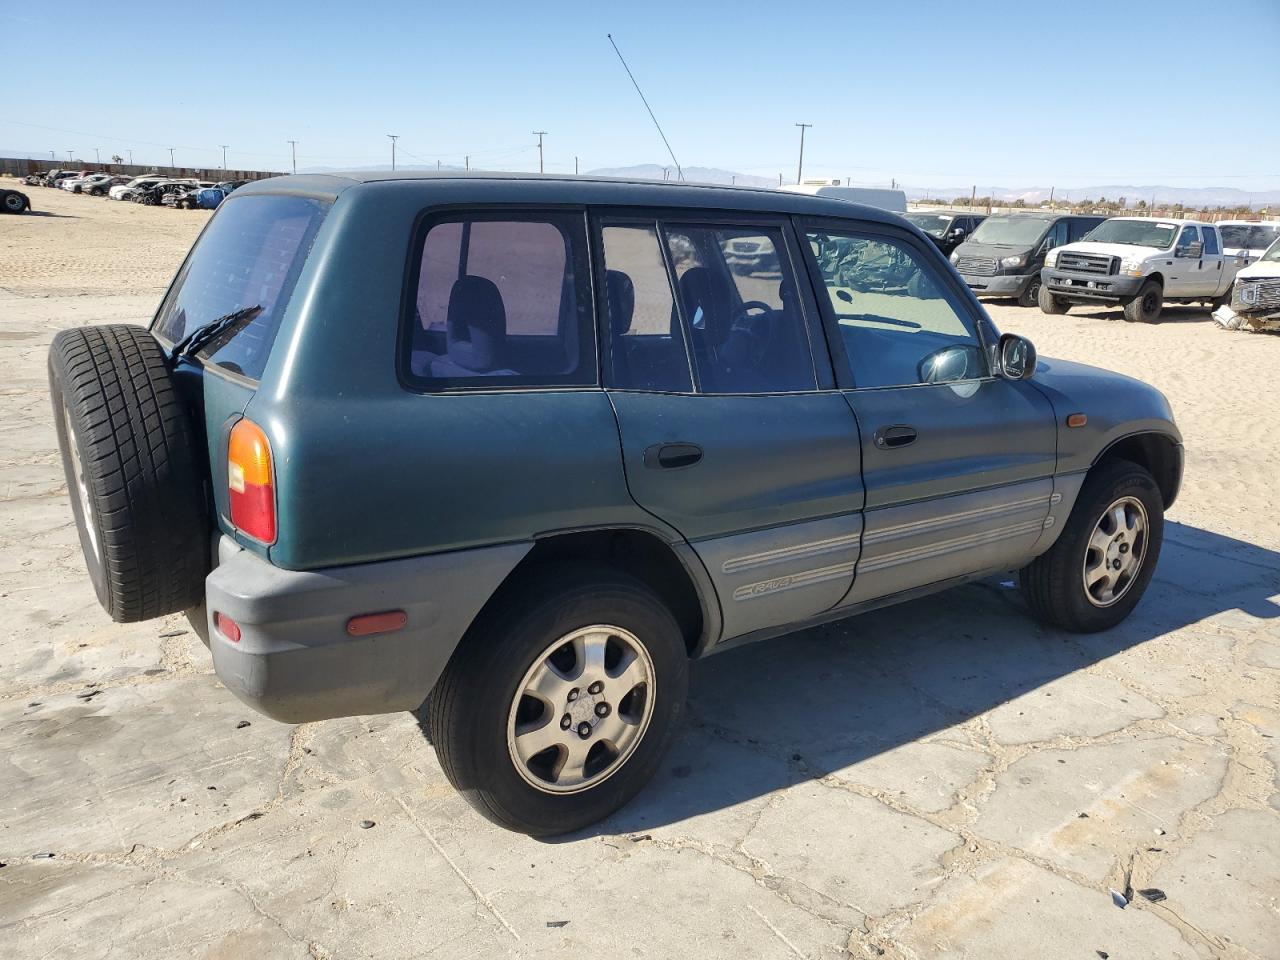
403, 212, 595, 390
152, 194, 328, 381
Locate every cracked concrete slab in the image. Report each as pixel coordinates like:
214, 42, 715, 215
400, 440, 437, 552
1151, 808, 1280, 958
985, 672, 1163, 745
894, 856, 1201, 959
972, 736, 1229, 882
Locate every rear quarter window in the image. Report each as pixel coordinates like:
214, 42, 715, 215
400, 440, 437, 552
152, 194, 328, 381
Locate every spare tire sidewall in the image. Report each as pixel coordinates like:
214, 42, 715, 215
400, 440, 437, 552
50, 376, 111, 612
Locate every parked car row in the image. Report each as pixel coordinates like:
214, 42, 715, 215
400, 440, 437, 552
23, 169, 249, 210
901, 207, 1280, 324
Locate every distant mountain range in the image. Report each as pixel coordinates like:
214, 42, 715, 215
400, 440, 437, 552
290, 160, 1277, 209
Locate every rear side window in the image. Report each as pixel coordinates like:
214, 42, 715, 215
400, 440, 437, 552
1202, 226, 1220, 255
404, 212, 595, 389
153, 194, 328, 381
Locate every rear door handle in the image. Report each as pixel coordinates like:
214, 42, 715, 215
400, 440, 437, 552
873, 425, 917, 449
643, 442, 704, 469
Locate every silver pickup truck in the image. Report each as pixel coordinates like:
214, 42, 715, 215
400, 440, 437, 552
1039, 216, 1246, 323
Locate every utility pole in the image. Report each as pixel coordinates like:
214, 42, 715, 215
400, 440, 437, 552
532, 131, 548, 173
465, 155, 469, 171
387, 134, 398, 171
436, 160, 441, 172
778, 173, 783, 186
575, 156, 579, 175
67, 150, 73, 162
970, 185, 977, 209
1049, 186, 1055, 207
287, 140, 298, 174
731, 175, 736, 185
168, 147, 176, 169
127, 149, 133, 165
50, 150, 55, 161
94, 147, 100, 164
795, 123, 812, 184
220, 145, 229, 170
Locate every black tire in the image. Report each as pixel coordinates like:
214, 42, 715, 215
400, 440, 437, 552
1019, 459, 1164, 633
1018, 275, 1042, 308
425, 566, 688, 836
89, 186, 104, 197
48, 325, 211, 622
1037, 283, 1069, 314
1211, 284, 1232, 311
1123, 281, 1163, 323
1, 190, 28, 213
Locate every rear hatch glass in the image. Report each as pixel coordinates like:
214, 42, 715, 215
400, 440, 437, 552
152, 194, 328, 381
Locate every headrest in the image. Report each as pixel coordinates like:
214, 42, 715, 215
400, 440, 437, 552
605, 270, 635, 335
678, 267, 734, 346
446, 275, 506, 372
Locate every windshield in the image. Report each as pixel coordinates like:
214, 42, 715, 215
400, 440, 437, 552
969, 216, 1051, 247
152, 194, 329, 381
1220, 224, 1280, 252
1082, 220, 1179, 249
904, 213, 954, 238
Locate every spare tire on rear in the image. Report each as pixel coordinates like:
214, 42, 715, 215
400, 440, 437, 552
49, 324, 211, 622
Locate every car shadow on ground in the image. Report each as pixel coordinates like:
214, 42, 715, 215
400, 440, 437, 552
1070, 305, 1214, 324
20, 210, 76, 218
550, 520, 1279, 838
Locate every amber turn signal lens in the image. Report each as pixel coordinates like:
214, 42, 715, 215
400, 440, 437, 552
1067, 413, 1088, 428
228, 418, 276, 543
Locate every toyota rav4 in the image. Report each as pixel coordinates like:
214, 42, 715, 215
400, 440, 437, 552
49, 173, 1184, 835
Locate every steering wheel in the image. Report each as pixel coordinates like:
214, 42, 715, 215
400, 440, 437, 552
726, 301, 774, 370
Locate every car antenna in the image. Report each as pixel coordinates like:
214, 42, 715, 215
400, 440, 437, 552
607, 33, 684, 183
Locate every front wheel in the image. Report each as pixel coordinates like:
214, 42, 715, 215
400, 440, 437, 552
1019, 459, 1163, 632
1037, 283, 1069, 314
425, 568, 688, 836
1018, 276, 1043, 308
1123, 281, 1163, 323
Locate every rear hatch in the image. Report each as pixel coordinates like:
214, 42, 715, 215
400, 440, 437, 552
150, 193, 330, 545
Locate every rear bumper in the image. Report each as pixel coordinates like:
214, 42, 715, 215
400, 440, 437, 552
203, 536, 530, 723
960, 272, 1037, 297
1043, 269, 1145, 303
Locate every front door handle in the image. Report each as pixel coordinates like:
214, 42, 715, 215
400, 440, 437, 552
643, 442, 704, 469
873, 425, 918, 449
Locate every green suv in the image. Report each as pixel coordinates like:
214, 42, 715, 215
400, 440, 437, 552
49, 173, 1183, 835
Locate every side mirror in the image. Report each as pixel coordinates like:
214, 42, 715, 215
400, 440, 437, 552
918, 343, 985, 384
950, 228, 966, 239
1176, 241, 1203, 259
998, 333, 1036, 380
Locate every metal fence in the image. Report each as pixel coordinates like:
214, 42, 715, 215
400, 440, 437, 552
1, 156, 281, 183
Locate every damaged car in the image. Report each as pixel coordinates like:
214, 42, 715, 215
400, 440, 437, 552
1214, 236, 1280, 332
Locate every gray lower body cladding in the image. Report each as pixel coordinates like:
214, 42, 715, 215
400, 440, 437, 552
204, 536, 530, 723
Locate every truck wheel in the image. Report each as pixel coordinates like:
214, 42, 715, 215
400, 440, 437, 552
1019, 276, 1043, 308
1211, 284, 1233, 311
425, 567, 688, 836
1123, 282, 1163, 323
1019, 459, 1163, 633
1037, 284, 1069, 314
1, 190, 28, 213
48, 325, 211, 622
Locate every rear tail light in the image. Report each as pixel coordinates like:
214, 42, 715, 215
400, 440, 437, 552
228, 418, 276, 543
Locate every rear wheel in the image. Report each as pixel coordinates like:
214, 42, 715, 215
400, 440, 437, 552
1123, 281, 1163, 323
1037, 284, 1069, 314
425, 567, 688, 836
2, 191, 28, 213
48, 325, 211, 622
1019, 459, 1163, 632
1018, 276, 1043, 308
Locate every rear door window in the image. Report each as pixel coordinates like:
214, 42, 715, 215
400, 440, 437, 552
152, 194, 328, 381
662, 224, 817, 394
1202, 226, 1220, 255
404, 211, 595, 390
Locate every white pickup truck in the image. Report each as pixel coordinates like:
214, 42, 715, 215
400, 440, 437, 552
1039, 217, 1246, 323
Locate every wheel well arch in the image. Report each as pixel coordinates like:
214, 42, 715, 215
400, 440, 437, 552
483, 528, 712, 657
1093, 432, 1182, 507
1145, 272, 1164, 288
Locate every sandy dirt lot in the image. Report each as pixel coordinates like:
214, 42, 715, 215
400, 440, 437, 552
2, 182, 1277, 959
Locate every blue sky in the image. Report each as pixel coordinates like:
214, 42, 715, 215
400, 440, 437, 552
4, 0, 1278, 190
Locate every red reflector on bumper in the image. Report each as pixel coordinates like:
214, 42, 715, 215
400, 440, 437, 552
346, 610, 408, 637
214, 612, 241, 643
